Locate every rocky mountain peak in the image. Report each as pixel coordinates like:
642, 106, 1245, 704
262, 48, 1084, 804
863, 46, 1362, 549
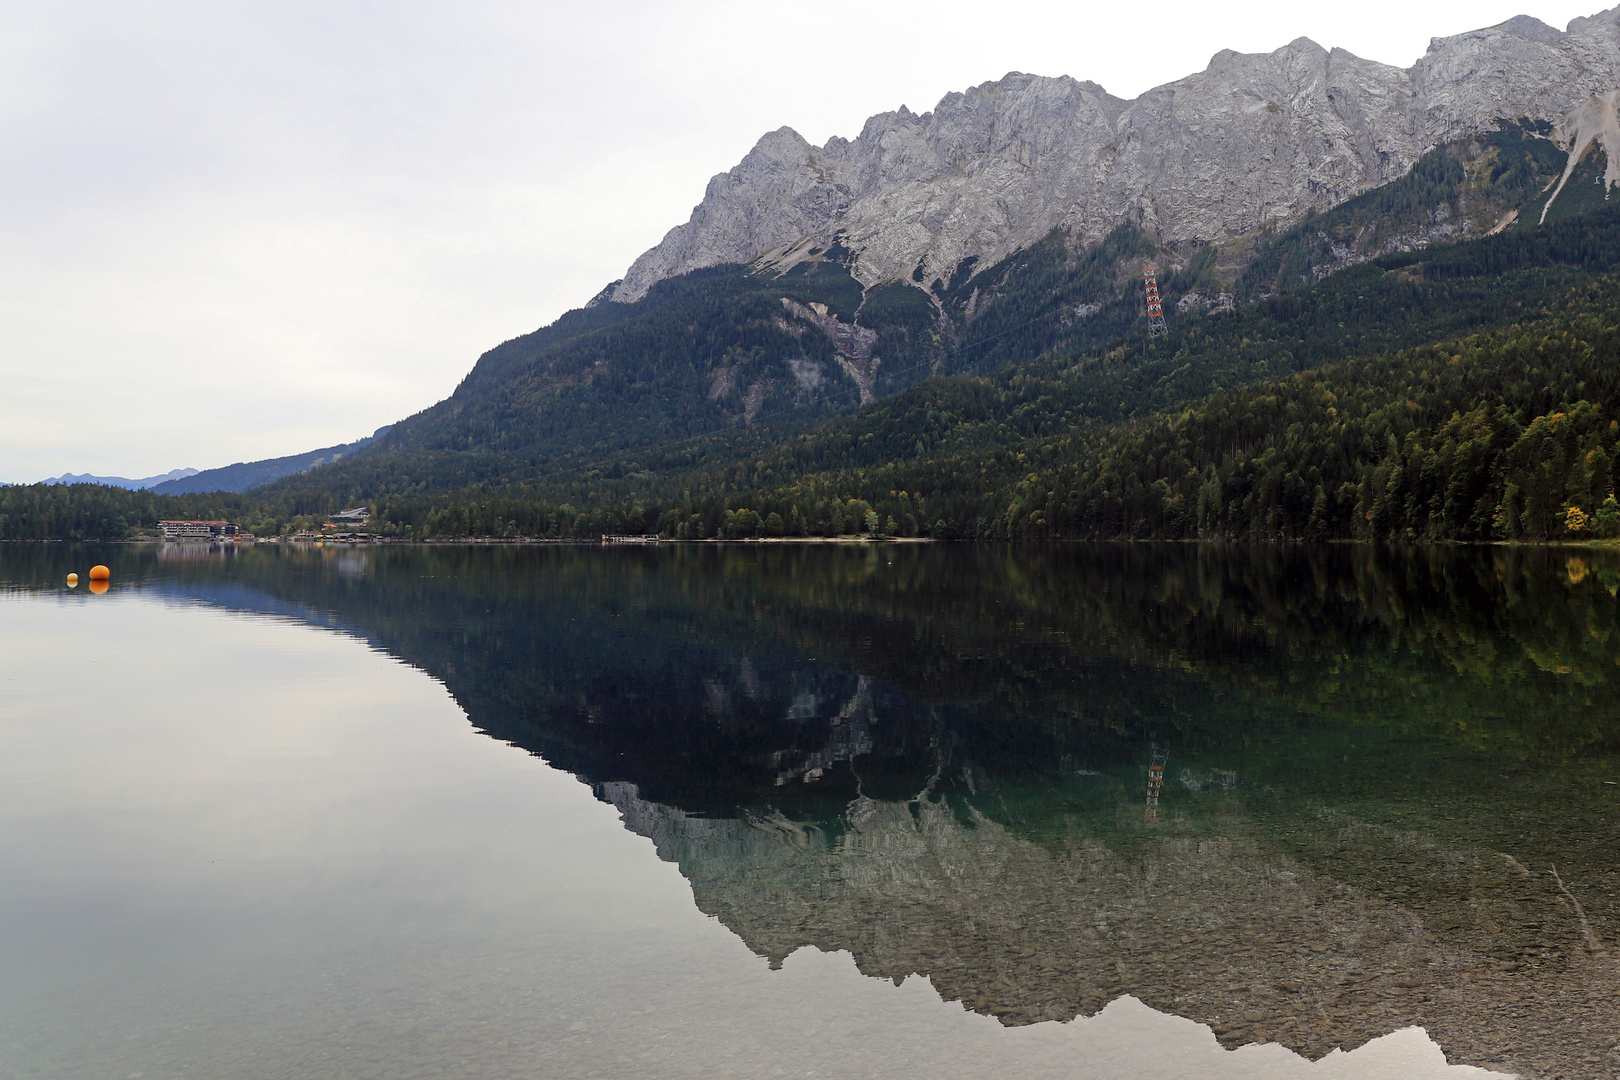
609, 9, 1620, 304
1494, 14, 1567, 44
1566, 4, 1620, 36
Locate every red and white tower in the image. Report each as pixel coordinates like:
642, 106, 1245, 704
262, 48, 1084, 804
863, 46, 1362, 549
1144, 744, 1168, 823
1142, 265, 1168, 338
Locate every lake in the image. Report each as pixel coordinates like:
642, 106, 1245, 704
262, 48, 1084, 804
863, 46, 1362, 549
1, 542, 1615, 1079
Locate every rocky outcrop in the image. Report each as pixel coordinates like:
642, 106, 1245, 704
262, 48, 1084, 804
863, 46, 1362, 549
780, 299, 880, 404
611, 8, 1620, 303
1541, 89, 1620, 220
1409, 14, 1620, 141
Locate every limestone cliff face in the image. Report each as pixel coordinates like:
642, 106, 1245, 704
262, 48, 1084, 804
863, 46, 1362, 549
611, 9, 1620, 303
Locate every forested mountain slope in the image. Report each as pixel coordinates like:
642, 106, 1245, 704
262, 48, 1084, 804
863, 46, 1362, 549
352, 201, 1620, 544
737, 284, 1620, 543
350, 278, 1620, 544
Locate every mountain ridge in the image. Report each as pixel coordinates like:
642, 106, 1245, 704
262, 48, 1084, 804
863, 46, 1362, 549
149, 427, 391, 495
612, 8, 1620, 305
38, 467, 198, 490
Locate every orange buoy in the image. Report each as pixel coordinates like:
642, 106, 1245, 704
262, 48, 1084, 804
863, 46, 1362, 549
88, 579, 109, 594
66, 573, 79, 587
88, 565, 110, 580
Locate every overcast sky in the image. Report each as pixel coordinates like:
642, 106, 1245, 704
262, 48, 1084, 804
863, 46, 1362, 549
0, 0, 1605, 481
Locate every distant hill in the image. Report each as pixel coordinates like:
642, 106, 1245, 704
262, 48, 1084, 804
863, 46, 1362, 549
40, 467, 199, 490
150, 428, 391, 494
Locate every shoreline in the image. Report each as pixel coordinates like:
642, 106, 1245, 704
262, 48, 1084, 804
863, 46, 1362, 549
8, 536, 1620, 549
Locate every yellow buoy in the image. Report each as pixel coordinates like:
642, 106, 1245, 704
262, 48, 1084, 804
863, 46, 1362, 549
88, 564, 110, 580
88, 579, 109, 594
66, 573, 79, 587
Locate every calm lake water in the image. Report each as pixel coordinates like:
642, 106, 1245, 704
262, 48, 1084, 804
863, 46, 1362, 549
1, 542, 1616, 1079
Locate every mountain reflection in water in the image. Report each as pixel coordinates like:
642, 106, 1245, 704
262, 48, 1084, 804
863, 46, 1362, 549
12, 541, 1618, 1079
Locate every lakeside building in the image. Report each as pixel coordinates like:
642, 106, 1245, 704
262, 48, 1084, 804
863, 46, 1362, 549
158, 520, 241, 541
602, 534, 660, 544
329, 507, 370, 525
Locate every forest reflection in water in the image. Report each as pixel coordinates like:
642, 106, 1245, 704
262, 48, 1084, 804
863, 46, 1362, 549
4, 540, 1618, 1079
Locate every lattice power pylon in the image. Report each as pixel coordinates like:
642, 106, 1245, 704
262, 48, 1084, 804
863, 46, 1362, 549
1144, 744, 1168, 822
1142, 265, 1168, 338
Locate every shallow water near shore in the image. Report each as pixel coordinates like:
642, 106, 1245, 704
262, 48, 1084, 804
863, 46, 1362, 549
1, 542, 1615, 1079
